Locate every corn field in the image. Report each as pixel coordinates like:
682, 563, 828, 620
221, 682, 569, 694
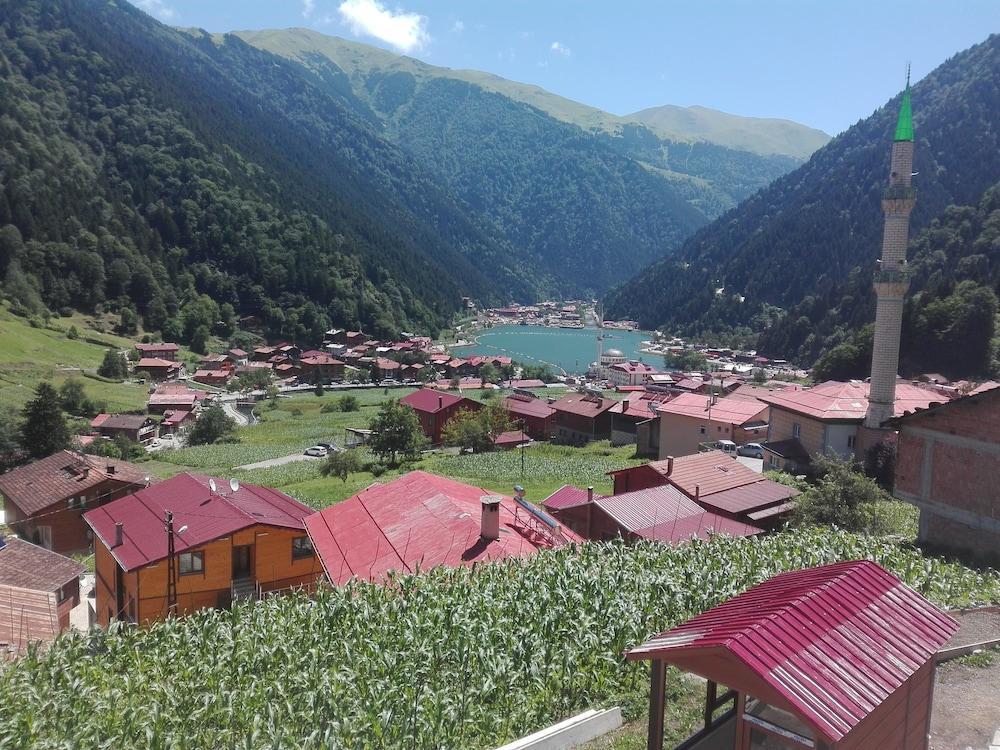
2, 529, 997, 750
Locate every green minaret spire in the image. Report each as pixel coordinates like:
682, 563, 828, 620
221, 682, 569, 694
894, 64, 913, 142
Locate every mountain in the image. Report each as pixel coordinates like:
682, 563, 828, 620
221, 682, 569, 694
234, 28, 815, 295
0, 0, 531, 344
628, 105, 830, 160
606, 33, 1000, 371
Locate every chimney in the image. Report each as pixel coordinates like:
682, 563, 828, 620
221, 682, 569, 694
666, 455, 674, 476
587, 486, 594, 503
480, 495, 501, 541
438, 396, 443, 410
694, 485, 700, 503
106, 465, 116, 475
623, 399, 630, 412
114, 522, 123, 548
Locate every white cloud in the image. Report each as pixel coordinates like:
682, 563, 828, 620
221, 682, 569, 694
302, 0, 316, 19
132, 0, 176, 21
337, 0, 429, 53
550, 41, 571, 57
451, 20, 464, 33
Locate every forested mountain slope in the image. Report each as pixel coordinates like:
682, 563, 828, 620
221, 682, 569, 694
606, 34, 1000, 361
0, 0, 525, 343
237, 29, 811, 295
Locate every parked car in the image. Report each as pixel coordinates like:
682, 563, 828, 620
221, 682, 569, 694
304, 445, 328, 457
316, 442, 342, 453
715, 439, 738, 456
737, 442, 765, 459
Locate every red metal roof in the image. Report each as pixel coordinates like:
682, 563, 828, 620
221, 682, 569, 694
135, 357, 180, 369
551, 393, 617, 417
401, 388, 472, 414
493, 430, 530, 447
83, 473, 313, 572
656, 392, 767, 425
135, 343, 179, 353
541, 485, 600, 511
694, 480, 799, 515
594, 486, 761, 543
305, 471, 581, 585
503, 395, 556, 419
627, 560, 958, 744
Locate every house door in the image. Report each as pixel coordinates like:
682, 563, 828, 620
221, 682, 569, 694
232, 545, 253, 580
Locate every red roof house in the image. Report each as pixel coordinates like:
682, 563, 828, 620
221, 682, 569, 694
400, 389, 482, 444
503, 394, 556, 440
305, 471, 581, 585
134, 357, 183, 381
656, 392, 768, 458
628, 560, 958, 750
134, 342, 179, 361
551, 393, 617, 444
83, 473, 322, 626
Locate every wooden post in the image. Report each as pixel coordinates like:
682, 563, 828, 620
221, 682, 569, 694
647, 659, 666, 750
704, 679, 718, 730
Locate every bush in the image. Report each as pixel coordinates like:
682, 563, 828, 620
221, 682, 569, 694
187, 404, 238, 446
321, 450, 363, 481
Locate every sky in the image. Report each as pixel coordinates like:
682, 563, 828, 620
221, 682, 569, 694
130, 0, 998, 136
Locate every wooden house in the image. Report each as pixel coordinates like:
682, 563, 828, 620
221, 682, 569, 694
628, 561, 957, 750
0, 451, 152, 554
400, 389, 482, 444
83, 473, 322, 627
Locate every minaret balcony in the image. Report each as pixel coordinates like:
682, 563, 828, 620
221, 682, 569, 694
883, 185, 916, 201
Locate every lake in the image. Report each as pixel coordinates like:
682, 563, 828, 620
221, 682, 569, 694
453, 325, 656, 374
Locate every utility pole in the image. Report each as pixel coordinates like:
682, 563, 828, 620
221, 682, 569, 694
520, 419, 526, 480
165, 510, 177, 615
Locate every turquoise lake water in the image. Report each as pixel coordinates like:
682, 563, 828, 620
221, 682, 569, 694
453, 325, 656, 374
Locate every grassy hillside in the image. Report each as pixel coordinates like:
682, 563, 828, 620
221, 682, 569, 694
629, 104, 830, 159
0, 306, 146, 412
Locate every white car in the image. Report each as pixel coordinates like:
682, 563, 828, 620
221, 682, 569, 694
304, 446, 328, 458
737, 442, 765, 459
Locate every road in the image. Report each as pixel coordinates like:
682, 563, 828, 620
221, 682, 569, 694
234, 453, 322, 471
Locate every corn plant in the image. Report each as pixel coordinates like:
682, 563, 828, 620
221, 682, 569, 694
1, 528, 997, 749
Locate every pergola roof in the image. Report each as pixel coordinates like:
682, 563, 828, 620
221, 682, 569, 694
627, 561, 957, 744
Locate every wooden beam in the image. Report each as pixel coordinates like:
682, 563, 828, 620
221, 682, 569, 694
935, 638, 1000, 663
647, 659, 666, 750
704, 680, 717, 730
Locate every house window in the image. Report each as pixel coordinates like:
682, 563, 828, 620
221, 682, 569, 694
792, 422, 801, 439
699, 426, 707, 435
35, 526, 52, 550
769, 456, 779, 469
56, 585, 68, 604
847, 435, 856, 449
292, 536, 314, 560
178, 551, 205, 575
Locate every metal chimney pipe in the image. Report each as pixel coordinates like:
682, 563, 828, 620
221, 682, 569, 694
438, 396, 443, 410
666, 456, 674, 476
695, 485, 701, 503
587, 486, 594, 503
114, 522, 123, 548
480, 496, 501, 541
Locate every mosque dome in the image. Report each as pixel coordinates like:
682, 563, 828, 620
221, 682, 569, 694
605, 348, 624, 357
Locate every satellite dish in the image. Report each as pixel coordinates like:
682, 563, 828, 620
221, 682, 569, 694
230, 478, 240, 492
208, 478, 217, 492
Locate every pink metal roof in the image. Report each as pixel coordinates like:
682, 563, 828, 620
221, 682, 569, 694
401, 388, 474, 414
135, 343, 179, 352
542, 485, 600, 511
627, 560, 959, 744
656, 392, 767, 425
83, 473, 313, 572
551, 393, 617, 417
305, 471, 581, 585
759, 380, 946, 421
135, 357, 179, 369
694, 480, 799, 515
503, 395, 556, 419
493, 430, 530, 447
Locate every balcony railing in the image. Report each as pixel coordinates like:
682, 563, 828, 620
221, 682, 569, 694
873, 268, 910, 284
883, 185, 916, 201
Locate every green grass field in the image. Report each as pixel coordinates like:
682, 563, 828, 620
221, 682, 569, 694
149, 388, 640, 509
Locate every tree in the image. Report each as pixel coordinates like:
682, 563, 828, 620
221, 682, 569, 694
418, 366, 436, 383
369, 361, 382, 383
112, 433, 145, 460
321, 450, 362, 482
20, 382, 70, 459
314, 381, 325, 397
368, 400, 426, 465
442, 402, 512, 453
0, 406, 23, 470
449, 376, 461, 390
791, 455, 899, 534
663, 349, 708, 372
336, 394, 359, 412
98, 348, 128, 380
187, 404, 237, 446
478, 362, 498, 386
499, 363, 516, 383
59, 379, 88, 416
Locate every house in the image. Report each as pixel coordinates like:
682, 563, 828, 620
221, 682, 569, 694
373, 357, 402, 380
147, 384, 206, 415
160, 409, 195, 434
492, 430, 531, 451
889, 384, 1000, 564
758, 380, 945, 472
227, 348, 249, 365
502, 394, 556, 440
198, 354, 229, 369
656, 393, 768, 458
252, 345, 278, 361
299, 353, 345, 383
192, 368, 233, 387
635, 415, 660, 459
83, 473, 322, 627
609, 395, 668, 448
133, 357, 183, 381
607, 361, 659, 387
0, 537, 85, 655
551, 393, 617, 444
543, 484, 760, 544
609, 451, 799, 527
400, 389, 482, 444
305, 471, 581, 585
628, 561, 957, 750
134, 342, 179, 361
0, 451, 152, 554
94, 414, 158, 445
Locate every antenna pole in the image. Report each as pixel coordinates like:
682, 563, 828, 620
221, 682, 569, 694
166, 510, 177, 615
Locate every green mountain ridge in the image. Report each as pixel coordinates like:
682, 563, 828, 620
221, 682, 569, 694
605, 33, 1000, 378
233, 28, 829, 160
